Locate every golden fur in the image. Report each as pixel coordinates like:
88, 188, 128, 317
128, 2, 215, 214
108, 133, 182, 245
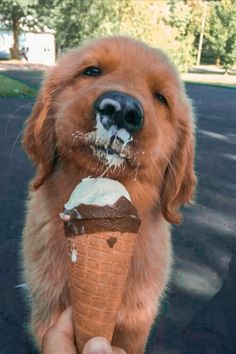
22, 36, 196, 353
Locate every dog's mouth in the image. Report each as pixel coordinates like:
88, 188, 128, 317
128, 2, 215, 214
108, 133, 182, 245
85, 114, 133, 167
71, 114, 136, 168
88, 134, 131, 167
72, 129, 132, 165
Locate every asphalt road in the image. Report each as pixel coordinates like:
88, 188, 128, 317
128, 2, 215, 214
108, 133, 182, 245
0, 83, 236, 354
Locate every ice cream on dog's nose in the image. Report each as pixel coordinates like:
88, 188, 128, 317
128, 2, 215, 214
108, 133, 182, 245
60, 177, 141, 353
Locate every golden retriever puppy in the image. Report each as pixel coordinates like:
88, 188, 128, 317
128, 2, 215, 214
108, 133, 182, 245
22, 36, 196, 353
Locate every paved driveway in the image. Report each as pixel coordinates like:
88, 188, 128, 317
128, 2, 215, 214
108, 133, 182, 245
0, 84, 235, 353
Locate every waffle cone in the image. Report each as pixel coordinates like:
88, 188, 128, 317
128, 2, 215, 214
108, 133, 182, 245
67, 230, 136, 353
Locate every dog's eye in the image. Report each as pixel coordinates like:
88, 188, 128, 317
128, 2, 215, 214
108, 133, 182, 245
155, 93, 168, 105
83, 66, 101, 76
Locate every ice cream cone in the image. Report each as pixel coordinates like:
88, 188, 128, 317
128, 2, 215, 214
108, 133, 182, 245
61, 178, 141, 353
67, 230, 136, 352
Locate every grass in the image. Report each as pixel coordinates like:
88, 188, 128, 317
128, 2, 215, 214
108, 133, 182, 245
0, 74, 37, 97
181, 70, 236, 89
183, 80, 236, 89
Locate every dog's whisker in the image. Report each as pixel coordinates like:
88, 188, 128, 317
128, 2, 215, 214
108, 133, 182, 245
150, 155, 163, 182
9, 129, 24, 165
69, 129, 93, 152
157, 125, 175, 175
99, 163, 112, 178
46, 114, 63, 120
12, 101, 34, 115
133, 158, 140, 181
159, 151, 175, 177
40, 125, 64, 139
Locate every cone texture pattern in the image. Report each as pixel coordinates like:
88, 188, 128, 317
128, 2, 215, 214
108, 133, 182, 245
67, 230, 136, 353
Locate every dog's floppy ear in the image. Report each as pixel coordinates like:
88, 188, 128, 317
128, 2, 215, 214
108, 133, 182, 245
22, 70, 59, 191
161, 97, 197, 224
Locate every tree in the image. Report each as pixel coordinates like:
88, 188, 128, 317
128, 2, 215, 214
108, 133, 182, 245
51, 0, 197, 72
196, 1, 208, 66
0, 0, 42, 58
43, 0, 119, 50
205, 0, 236, 71
0, 0, 206, 72
164, 0, 197, 71
44, 0, 100, 50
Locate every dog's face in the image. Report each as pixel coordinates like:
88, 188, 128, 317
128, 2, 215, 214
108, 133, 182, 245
23, 37, 196, 223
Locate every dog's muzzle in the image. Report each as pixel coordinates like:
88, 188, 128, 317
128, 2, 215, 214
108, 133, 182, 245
93, 91, 144, 133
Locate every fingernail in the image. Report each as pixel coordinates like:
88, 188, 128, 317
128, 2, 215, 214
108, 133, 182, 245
85, 337, 112, 354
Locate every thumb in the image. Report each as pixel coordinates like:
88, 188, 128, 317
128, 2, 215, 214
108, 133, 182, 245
82, 337, 112, 354
82, 337, 126, 354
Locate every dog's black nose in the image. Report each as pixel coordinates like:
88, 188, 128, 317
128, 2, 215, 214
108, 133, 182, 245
94, 91, 143, 132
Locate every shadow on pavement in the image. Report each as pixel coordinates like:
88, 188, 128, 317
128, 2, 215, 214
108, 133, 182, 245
183, 251, 236, 354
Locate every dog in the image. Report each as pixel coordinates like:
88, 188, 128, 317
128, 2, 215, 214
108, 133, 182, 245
22, 36, 196, 353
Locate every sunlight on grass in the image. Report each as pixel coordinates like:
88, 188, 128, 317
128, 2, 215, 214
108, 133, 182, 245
181, 72, 236, 88
0, 74, 37, 97
183, 80, 236, 89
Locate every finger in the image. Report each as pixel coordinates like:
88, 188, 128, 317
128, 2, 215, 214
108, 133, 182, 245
112, 346, 127, 354
42, 330, 77, 354
82, 337, 113, 354
41, 307, 76, 354
52, 306, 74, 337
82, 337, 127, 354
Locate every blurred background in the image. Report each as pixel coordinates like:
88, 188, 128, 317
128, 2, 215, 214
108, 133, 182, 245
0, 0, 236, 73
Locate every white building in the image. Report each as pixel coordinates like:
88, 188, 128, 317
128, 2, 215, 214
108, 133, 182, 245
0, 29, 55, 65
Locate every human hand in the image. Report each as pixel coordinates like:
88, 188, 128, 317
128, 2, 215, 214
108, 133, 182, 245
41, 307, 126, 354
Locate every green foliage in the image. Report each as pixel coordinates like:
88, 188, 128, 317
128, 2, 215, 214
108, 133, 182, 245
165, 0, 197, 71
0, 74, 36, 97
0, 0, 40, 29
49, 0, 197, 72
1, 0, 235, 72
204, 0, 236, 70
0, 0, 49, 58
43, 0, 104, 48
